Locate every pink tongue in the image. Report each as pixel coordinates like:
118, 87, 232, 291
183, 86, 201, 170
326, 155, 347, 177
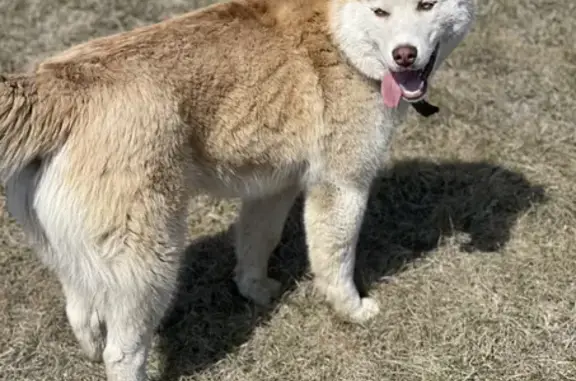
381, 73, 402, 108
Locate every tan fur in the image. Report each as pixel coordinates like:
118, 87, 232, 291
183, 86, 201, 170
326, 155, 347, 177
1, 0, 475, 380
0, 74, 76, 179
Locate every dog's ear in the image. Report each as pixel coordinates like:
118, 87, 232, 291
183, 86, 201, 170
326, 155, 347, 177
411, 100, 439, 117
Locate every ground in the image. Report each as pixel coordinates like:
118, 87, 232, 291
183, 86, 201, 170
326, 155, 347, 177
0, 0, 575, 380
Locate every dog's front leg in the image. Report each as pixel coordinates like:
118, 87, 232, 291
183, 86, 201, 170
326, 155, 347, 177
303, 181, 380, 323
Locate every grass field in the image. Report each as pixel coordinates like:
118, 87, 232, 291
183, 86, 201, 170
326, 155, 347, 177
1, 0, 575, 380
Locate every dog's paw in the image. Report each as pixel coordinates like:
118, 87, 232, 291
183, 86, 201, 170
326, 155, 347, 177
235, 275, 282, 306
342, 297, 381, 324
82, 345, 104, 363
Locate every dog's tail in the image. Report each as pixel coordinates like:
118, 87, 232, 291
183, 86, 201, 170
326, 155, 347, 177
0, 73, 72, 179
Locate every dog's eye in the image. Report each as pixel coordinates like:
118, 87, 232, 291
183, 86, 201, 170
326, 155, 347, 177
417, 1, 436, 11
373, 8, 390, 17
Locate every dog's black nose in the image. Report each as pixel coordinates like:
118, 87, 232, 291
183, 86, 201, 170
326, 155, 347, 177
392, 45, 418, 67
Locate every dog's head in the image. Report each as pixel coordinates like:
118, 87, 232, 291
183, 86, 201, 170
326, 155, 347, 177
330, 0, 476, 107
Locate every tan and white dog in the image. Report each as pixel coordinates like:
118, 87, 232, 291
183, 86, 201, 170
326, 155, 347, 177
0, 0, 476, 379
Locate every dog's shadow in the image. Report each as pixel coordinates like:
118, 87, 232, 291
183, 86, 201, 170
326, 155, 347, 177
155, 159, 546, 380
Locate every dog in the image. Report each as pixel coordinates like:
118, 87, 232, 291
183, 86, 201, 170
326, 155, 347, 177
0, 0, 476, 380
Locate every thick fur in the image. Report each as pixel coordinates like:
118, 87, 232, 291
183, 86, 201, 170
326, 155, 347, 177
2, 0, 475, 380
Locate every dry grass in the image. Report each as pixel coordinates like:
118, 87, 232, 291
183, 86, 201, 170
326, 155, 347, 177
1, 0, 575, 380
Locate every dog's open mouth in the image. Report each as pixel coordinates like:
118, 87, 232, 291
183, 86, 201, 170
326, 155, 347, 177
381, 44, 439, 108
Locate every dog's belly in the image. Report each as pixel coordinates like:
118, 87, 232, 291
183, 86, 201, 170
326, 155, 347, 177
187, 163, 306, 199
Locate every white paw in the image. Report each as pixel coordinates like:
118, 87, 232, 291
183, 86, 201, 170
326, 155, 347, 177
81, 342, 104, 363
235, 275, 282, 306
342, 297, 381, 324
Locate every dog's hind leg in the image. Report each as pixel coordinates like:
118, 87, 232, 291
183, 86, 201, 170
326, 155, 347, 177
61, 281, 106, 362
100, 203, 185, 381
7, 162, 107, 361
103, 288, 162, 381
101, 252, 181, 381
234, 186, 300, 306
6, 161, 107, 360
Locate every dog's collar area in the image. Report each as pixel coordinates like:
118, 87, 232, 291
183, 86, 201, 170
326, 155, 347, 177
411, 100, 439, 117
